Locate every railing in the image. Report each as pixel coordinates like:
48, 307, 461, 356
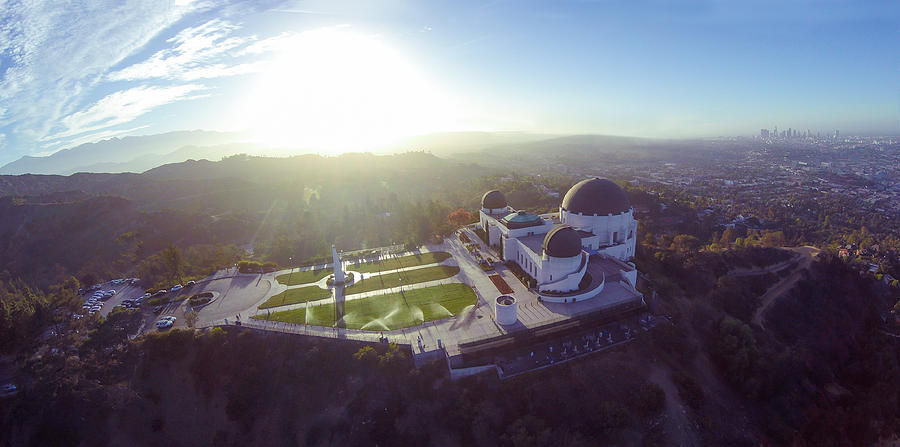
196, 318, 410, 346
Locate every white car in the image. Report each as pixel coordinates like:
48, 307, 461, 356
170, 285, 183, 292
155, 319, 174, 329
143, 293, 151, 299
162, 316, 176, 322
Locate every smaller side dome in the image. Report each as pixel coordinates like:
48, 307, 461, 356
481, 190, 507, 209
501, 210, 542, 229
542, 225, 582, 258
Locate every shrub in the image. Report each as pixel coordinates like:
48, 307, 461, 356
634, 383, 666, 417
672, 371, 705, 409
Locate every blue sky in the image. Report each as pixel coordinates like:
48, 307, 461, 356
0, 0, 898, 165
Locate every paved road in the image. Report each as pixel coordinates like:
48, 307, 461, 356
194, 274, 272, 325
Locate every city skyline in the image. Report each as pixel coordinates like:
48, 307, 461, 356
1, 0, 899, 166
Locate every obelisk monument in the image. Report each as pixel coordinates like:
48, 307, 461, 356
332, 245, 345, 285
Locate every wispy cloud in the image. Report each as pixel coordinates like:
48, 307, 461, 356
0, 1, 206, 153
108, 19, 261, 82
45, 84, 205, 141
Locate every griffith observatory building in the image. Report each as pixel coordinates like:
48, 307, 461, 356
479, 178, 640, 303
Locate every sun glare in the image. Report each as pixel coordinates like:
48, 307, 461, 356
236, 27, 458, 153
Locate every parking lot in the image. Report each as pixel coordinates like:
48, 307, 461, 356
79, 279, 202, 332
79, 280, 147, 318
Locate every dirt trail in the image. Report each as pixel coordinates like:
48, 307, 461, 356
751, 246, 820, 329
648, 365, 701, 447
726, 255, 799, 278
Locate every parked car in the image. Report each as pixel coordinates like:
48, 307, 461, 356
143, 293, 151, 299
0, 384, 17, 397
157, 289, 167, 295
185, 280, 196, 287
156, 319, 173, 329
170, 285, 183, 292
162, 316, 176, 322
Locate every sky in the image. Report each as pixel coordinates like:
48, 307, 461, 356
0, 0, 898, 165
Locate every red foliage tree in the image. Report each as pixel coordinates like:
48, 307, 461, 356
448, 209, 472, 226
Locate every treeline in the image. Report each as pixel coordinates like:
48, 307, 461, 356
0, 276, 81, 352
236, 260, 277, 274
134, 244, 244, 290
631, 179, 900, 278
1, 327, 674, 446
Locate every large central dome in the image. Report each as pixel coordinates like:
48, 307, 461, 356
561, 178, 630, 216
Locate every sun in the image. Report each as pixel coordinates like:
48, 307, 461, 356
235, 27, 458, 153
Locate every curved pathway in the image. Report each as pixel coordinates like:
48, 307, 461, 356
752, 246, 820, 329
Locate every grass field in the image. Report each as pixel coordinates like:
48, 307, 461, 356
345, 265, 459, 295
352, 252, 451, 274
274, 268, 331, 286
274, 252, 450, 286
252, 283, 477, 330
258, 286, 331, 309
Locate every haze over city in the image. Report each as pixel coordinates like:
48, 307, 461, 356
1, 0, 899, 167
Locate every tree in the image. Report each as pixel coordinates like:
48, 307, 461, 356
447, 208, 473, 227
352, 345, 378, 366
80, 273, 97, 288
634, 383, 666, 416
673, 234, 701, 253
162, 245, 184, 284
720, 226, 737, 245
761, 230, 786, 247
185, 310, 199, 328
709, 317, 759, 394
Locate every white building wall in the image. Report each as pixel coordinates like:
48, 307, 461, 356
560, 208, 638, 260
504, 237, 545, 281
488, 223, 503, 246
505, 220, 554, 239
538, 253, 587, 292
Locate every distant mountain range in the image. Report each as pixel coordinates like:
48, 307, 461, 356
0, 130, 563, 175
0, 130, 251, 175
0, 129, 691, 175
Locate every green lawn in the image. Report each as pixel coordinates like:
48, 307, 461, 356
274, 268, 331, 286
352, 252, 451, 274
252, 283, 477, 330
345, 265, 459, 295
274, 251, 451, 286
258, 286, 331, 309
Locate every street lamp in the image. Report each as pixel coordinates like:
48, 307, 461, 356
288, 257, 293, 283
